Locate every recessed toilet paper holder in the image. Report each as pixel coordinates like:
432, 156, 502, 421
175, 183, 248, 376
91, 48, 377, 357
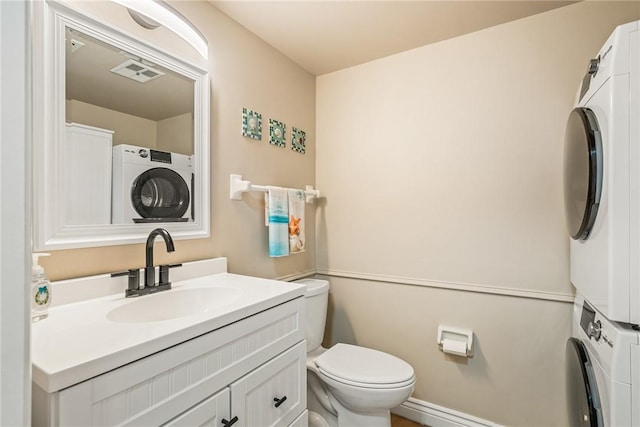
437, 325, 474, 358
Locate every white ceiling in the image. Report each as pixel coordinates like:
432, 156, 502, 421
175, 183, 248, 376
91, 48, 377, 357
66, 27, 193, 121
210, 1, 577, 75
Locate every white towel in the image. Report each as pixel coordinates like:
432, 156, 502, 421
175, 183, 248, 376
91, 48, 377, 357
265, 187, 289, 257
288, 189, 305, 253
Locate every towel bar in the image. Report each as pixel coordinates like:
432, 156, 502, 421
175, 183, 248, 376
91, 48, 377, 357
229, 174, 320, 204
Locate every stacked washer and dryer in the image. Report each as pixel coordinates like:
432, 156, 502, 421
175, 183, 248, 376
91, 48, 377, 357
563, 20, 639, 426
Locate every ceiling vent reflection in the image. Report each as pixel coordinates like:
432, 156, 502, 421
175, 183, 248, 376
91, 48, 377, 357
110, 59, 165, 83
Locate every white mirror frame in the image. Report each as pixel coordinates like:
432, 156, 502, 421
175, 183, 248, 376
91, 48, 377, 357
32, 0, 210, 250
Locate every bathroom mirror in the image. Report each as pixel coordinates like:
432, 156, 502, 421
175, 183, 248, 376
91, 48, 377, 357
33, 0, 210, 250
66, 28, 195, 156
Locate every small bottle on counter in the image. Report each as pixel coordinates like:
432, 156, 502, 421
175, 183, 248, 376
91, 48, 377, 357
31, 253, 51, 322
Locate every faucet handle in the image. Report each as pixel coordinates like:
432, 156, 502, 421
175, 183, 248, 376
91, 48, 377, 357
158, 263, 182, 287
111, 269, 141, 291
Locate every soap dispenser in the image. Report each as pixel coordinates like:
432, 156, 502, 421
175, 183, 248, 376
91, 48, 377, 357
31, 253, 51, 322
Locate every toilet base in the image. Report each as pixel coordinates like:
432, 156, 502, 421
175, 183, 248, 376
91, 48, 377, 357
333, 406, 391, 427
308, 370, 338, 427
308, 410, 331, 427
307, 370, 393, 427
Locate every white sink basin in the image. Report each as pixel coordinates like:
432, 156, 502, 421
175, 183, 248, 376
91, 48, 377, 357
107, 287, 244, 323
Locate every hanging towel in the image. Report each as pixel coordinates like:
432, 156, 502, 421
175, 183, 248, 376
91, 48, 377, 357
265, 187, 289, 257
288, 189, 306, 253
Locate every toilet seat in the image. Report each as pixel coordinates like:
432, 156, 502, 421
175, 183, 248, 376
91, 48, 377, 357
315, 343, 415, 389
318, 369, 416, 390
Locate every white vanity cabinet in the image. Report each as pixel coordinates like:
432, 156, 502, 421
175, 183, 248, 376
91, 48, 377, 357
32, 297, 308, 427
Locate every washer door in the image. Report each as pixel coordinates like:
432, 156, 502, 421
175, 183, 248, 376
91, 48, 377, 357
131, 168, 190, 219
563, 108, 603, 240
566, 338, 603, 427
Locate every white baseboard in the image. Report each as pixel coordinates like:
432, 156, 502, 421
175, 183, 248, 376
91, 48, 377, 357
393, 397, 502, 427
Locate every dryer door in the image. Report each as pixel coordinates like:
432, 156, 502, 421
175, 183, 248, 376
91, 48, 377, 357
566, 337, 604, 427
131, 167, 190, 221
563, 108, 603, 240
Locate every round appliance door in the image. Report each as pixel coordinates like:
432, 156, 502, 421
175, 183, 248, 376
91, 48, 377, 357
566, 338, 603, 427
131, 168, 190, 219
563, 107, 603, 240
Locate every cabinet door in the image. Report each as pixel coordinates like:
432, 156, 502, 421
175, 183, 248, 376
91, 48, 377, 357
230, 342, 306, 427
288, 410, 308, 427
164, 388, 230, 427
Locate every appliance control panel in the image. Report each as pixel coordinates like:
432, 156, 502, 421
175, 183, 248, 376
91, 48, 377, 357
117, 144, 192, 170
128, 148, 172, 164
580, 301, 613, 347
149, 149, 172, 164
577, 297, 640, 387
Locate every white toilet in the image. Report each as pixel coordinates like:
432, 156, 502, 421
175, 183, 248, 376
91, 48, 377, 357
295, 278, 415, 427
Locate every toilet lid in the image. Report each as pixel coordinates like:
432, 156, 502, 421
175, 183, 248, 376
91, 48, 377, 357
315, 343, 414, 386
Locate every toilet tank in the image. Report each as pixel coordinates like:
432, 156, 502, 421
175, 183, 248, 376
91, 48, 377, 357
294, 278, 329, 352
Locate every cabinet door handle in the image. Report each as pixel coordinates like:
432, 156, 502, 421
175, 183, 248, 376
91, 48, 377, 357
221, 416, 238, 427
273, 396, 287, 408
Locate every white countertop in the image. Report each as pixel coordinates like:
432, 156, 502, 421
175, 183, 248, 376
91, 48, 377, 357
32, 268, 305, 393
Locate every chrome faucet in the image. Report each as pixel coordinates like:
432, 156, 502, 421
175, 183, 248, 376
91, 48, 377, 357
145, 228, 175, 288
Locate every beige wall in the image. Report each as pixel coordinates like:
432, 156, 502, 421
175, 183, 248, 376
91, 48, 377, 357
316, 2, 639, 426
157, 112, 193, 155
68, 101, 193, 154
67, 99, 157, 148
43, 1, 316, 281
324, 277, 572, 425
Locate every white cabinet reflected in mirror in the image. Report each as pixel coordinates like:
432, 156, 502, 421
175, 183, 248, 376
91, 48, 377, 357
33, 0, 210, 250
